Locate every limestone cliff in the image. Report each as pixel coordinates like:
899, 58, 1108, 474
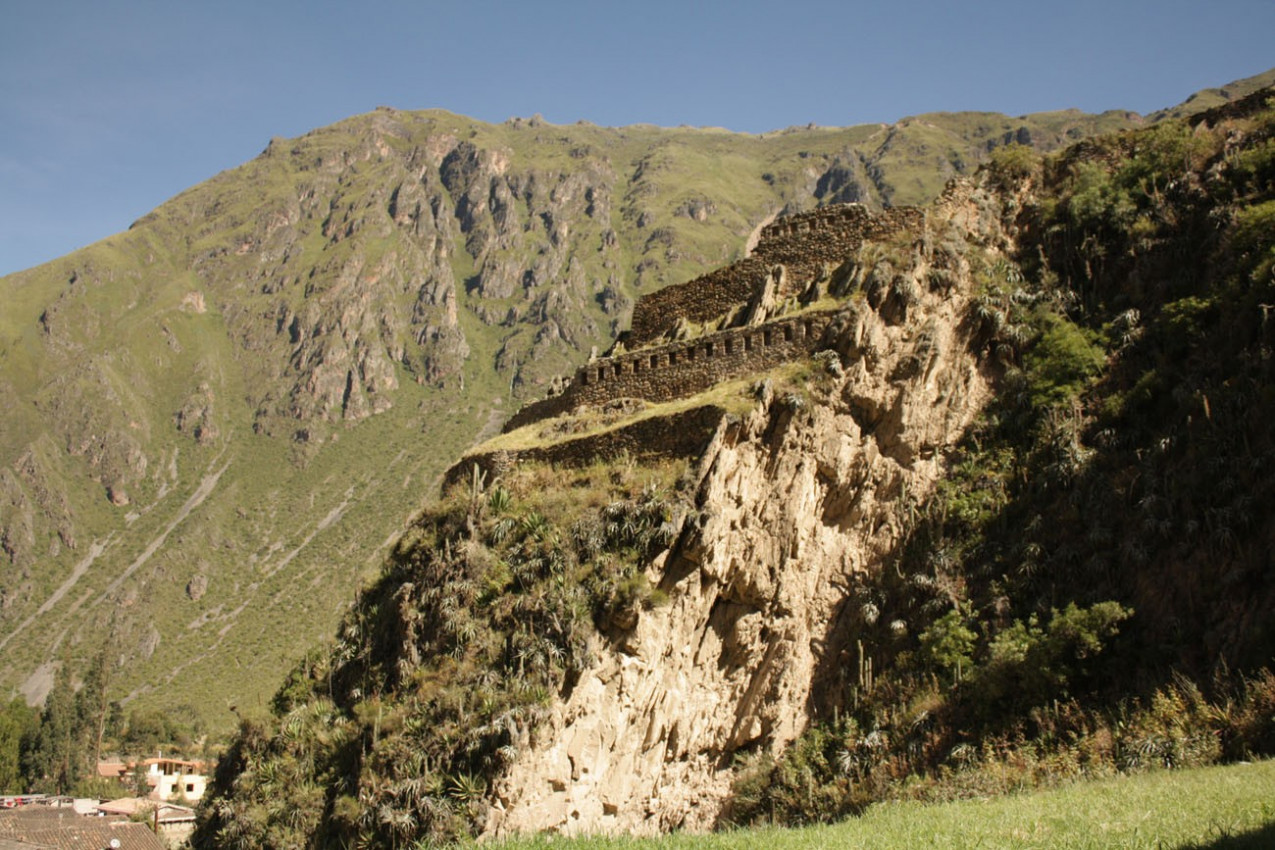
485, 183, 1001, 835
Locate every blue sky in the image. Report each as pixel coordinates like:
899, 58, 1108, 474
2, 0, 1272, 276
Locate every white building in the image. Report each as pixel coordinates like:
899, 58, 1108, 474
141, 757, 208, 803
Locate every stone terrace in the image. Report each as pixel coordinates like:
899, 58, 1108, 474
443, 405, 727, 492
503, 309, 838, 432
477, 201, 928, 460
753, 203, 924, 287
626, 203, 923, 347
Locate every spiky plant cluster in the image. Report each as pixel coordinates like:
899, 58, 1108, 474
194, 459, 691, 849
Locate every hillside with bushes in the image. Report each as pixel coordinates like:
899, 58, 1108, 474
189, 87, 1275, 847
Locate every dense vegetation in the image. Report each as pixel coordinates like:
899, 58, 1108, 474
728, 94, 1275, 824
196, 458, 695, 847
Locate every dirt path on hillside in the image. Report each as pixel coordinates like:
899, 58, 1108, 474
0, 536, 114, 654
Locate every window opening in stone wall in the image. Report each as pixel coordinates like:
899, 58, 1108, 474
744, 335, 753, 352
614, 363, 623, 378
724, 338, 734, 355
783, 324, 795, 342
764, 329, 773, 346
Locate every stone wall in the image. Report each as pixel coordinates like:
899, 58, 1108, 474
752, 204, 925, 288
496, 204, 924, 438
444, 405, 727, 492
626, 257, 769, 347
627, 203, 924, 347
503, 309, 839, 432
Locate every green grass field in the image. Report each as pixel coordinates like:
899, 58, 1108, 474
495, 760, 1275, 850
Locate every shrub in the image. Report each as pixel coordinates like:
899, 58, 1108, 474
1064, 161, 1135, 233
1233, 136, 1275, 195
1115, 677, 1221, 772
970, 602, 1132, 718
1219, 668, 1275, 759
987, 143, 1040, 188
1023, 312, 1106, 407
1231, 199, 1275, 285
1118, 122, 1215, 197
918, 609, 977, 683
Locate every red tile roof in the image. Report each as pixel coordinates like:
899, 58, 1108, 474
0, 810, 167, 850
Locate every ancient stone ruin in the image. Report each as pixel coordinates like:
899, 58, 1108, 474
624, 204, 922, 347
502, 310, 837, 432
446, 201, 923, 487
504, 202, 921, 427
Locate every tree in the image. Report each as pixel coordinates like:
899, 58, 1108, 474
973, 601, 1132, 713
76, 644, 115, 767
123, 708, 171, 756
988, 142, 1040, 188
0, 699, 38, 792
25, 663, 79, 793
18, 643, 121, 794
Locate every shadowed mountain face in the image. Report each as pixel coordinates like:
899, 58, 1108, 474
0, 71, 1269, 731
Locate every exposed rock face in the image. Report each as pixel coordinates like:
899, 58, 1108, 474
0, 96, 1154, 729
486, 184, 1003, 836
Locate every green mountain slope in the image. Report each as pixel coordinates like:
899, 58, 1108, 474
0, 70, 1268, 735
1148, 66, 1275, 121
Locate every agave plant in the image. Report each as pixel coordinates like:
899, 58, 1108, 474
445, 771, 485, 802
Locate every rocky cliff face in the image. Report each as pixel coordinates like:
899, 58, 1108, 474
485, 184, 1005, 835
190, 176, 1025, 848
0, 103, 1124, 724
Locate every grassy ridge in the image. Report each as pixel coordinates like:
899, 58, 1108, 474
496, 760, 1275, 850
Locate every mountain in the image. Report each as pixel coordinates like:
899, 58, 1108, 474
0, 70, 1269, 739
0, 107, 1145, 728
1148, 66, 1275, 121
190, 84, 1275, 846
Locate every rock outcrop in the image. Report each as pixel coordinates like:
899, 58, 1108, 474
483, 182, 1004, 836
